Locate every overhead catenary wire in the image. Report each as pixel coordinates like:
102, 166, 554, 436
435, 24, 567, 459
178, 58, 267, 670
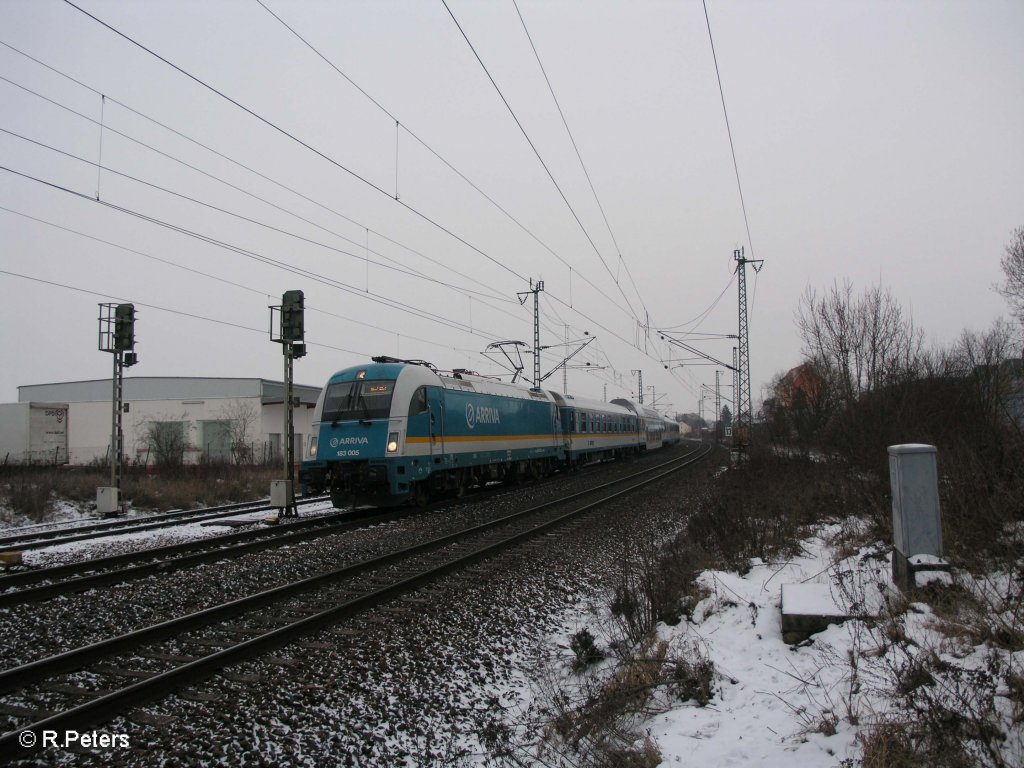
248, 2, 641, 326
441, 0, 645, 328
0, 50, 666, 399
0, 125, 534, 326
511, 0, 651, 324
0, 164, 510, 343
60, 0, 530, 289
659, 274, 736, 330
248, 0, 688, 397
0, 205, 484, 358
0, 60, 516, 308
702, 0, 757, 260
0, 268, 370, 357
40, 6, 661, 376
0, 125, 519, 307
8, 6, 704, 409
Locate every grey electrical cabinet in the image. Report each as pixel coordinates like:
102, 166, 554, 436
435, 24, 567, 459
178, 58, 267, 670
888, 444, 942, 558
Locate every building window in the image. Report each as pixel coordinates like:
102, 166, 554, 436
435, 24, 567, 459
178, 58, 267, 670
200, 420, 232, 461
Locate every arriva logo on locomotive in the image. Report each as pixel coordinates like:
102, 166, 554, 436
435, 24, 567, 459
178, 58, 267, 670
329, 437, 370, 448
465, 403, 501, 429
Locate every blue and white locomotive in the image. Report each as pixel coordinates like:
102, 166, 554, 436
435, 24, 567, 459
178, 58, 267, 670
300, 357, 674, 508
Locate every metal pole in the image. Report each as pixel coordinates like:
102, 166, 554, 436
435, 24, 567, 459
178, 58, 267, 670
732, 347, 738, 444
715, 370, 721, 442
734, 248, 762, 451
533, 281, 543, 388
563, 325, 569, 394
284, 342, 296, 516
110, 352, 118, 489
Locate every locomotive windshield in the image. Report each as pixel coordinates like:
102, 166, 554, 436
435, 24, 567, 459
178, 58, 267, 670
322, 380, 395, 422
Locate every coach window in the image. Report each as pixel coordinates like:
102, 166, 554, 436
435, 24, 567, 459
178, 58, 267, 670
581, 412, 588, 432
409, 386, 427, 417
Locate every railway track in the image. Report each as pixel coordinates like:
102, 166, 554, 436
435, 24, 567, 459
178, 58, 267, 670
0, 456, 632, 607
0, 496, 330, 554
0, 506, 401, 608
0, 444, 710, 761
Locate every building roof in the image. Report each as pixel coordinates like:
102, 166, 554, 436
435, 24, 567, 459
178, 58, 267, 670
17, 377, 321, 406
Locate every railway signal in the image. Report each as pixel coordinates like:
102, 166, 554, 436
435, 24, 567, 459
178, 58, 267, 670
270, 290, 305, 517
113, 303, 136, 352
281, 289, 305, 347
97, 302, 139, 516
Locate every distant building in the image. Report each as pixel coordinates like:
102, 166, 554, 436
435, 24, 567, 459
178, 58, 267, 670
4, 377, 321, 466
777, 363, 825, 410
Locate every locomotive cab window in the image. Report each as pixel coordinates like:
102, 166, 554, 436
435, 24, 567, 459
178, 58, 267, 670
322, 380, 395, 422
409, 386, 428, 417
323, 381, 355, 423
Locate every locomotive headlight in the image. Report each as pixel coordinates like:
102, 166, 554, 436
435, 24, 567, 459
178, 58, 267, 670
309, 436, 318, 458
386, 432, 400, 453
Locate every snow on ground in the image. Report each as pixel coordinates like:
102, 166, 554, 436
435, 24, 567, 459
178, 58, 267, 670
6, 500, 337, 568
524, 521, 1022, 767
651, 527, 869, 766
0, 500, 105, 532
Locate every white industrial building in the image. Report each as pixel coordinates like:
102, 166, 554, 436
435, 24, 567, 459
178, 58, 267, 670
1, 378, 321, 466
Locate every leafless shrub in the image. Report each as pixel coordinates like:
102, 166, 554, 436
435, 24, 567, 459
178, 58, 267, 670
570, 629, 604, 672
686, 453, 876, 571
998, 225, 1024, 324
216, 400, 261, 465
608, 529, 716, 648
480, 633, 713, 768
138, 414, 189, 468
0, 471, 55, 522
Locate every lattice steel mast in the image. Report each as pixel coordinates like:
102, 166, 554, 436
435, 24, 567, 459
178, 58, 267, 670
517, 280, 544, 388
734, 247, 763, 451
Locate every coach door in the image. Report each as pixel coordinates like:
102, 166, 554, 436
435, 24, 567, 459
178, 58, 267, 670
426, 387, 445, 460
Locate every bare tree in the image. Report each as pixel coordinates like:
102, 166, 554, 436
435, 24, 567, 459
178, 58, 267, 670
796, 281, 923, 409
948, 318, 1023, 438
998, 226, 1024, 328
763, 363, 834, 457
139, 417, 189, 467
216, 400, 260, 464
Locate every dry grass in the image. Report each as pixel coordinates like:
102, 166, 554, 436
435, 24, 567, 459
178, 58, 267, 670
0, 464, 285, 519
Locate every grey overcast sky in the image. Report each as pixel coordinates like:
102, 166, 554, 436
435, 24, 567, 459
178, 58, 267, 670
1, 0, 1021, 415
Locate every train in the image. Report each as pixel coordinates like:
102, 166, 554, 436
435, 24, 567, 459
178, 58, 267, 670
300, 357, 681, 508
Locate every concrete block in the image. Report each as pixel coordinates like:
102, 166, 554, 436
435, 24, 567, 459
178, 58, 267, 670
0, 551, 23, 568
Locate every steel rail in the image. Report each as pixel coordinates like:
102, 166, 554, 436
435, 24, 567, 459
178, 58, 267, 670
0, 445, 705, 691
0, 445, 711, 759
0, 447, 695, 604
0, 496, 329, 553
0, 509, 381, 608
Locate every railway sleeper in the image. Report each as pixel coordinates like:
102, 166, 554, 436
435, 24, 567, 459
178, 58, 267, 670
93, 666, 158, 680
42, 683, 117, 698
0, 703, 56, 719
221, 672, 262, 684
129, 711, 177, 727
180, 690, 223, 703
